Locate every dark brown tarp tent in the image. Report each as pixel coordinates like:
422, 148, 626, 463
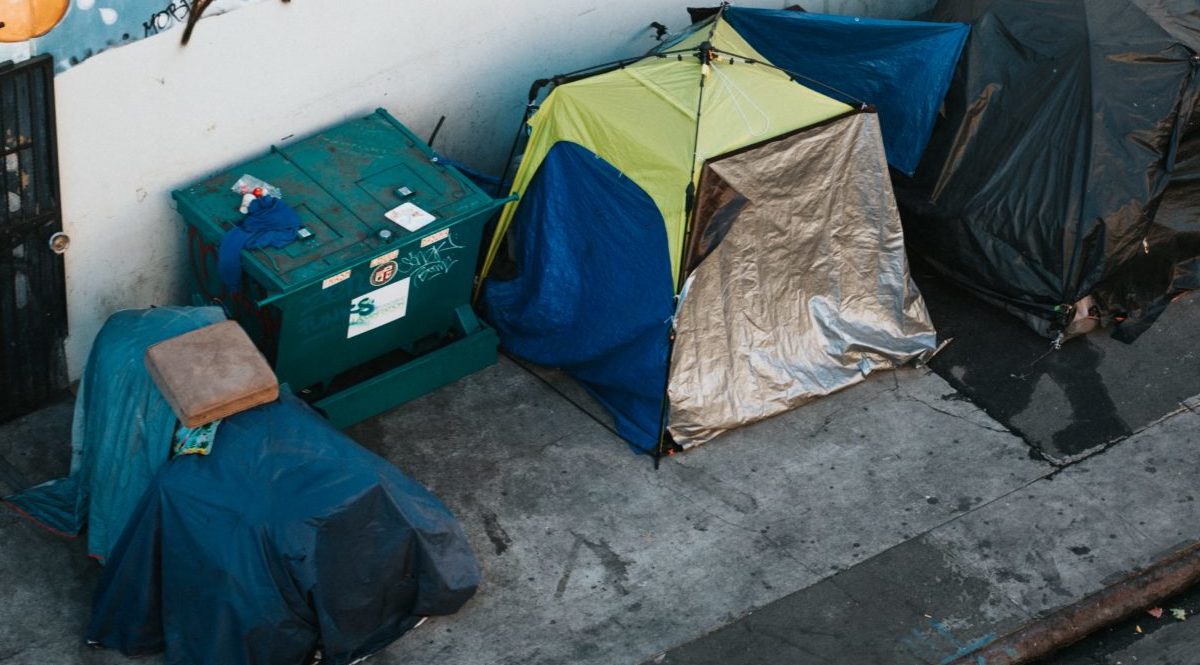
897, 0, 1200, 341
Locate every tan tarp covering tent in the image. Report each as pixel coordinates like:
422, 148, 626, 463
671, 113, 934, 445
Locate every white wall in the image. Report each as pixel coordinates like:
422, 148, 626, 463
53, 0, 934, 378
0, 43, 32, 64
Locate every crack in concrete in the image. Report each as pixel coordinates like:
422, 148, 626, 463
508, 357, 624, 441
529, 431, 584, 457
1039, 406, 1197, 477
896, 391, 1012, 435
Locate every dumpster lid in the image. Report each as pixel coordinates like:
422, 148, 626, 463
174, 109, 497, 293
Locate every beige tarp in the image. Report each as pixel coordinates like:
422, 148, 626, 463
668, 113, 937, 447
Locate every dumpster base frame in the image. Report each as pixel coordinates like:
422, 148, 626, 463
313, 305, 498, 428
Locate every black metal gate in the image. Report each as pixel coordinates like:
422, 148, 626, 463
0, 55, 67, 422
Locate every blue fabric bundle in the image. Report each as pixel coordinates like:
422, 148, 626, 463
217, 195, 301, 290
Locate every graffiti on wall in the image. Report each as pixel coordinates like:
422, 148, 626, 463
0, 0, 281, 72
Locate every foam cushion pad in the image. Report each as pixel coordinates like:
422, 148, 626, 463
145, 320, 279, 427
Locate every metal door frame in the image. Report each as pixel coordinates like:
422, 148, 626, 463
0, 54, 67, 421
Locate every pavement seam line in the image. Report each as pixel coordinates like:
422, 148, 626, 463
647, 470, 1059, 665
923, 361, 1053, 462
1060, 411, 1200, 555
894, 382, 1014, 436
646, 367, 1060, 658
823, 469, 1056, 600
651, 468, 1061, 663
1041, 403, 1198, 480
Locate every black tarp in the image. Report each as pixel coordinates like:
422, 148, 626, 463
896, 0, 1200, 339
86, 392, 480, 665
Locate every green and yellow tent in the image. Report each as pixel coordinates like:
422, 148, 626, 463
480, 8, 947, 454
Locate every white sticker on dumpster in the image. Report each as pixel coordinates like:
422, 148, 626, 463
420, 228, 450, 248
347, 277, 411, 338
322, 270, 351, 289
370, 250, 399, 268
385, 202, 436, 232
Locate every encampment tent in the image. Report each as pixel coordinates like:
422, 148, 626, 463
895, 0, 1200, 340
709, 7, 970, 175
479, 8, 968, 453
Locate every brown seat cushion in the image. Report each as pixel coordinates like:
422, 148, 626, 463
145, 320, 279, 428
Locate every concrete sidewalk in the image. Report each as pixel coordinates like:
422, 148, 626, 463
1, 356, 1197, 664
652, 401, 1200, 664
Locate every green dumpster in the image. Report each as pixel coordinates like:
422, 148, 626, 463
172, 109, 508, 427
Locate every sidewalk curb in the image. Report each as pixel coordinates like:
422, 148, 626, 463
950, 541, 1200, 665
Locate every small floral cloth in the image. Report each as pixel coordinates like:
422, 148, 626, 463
173, 419, 221, 457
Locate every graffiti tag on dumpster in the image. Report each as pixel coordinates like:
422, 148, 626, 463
397, 234, 463, 283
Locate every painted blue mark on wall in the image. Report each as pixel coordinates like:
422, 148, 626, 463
5, 0, 268, 73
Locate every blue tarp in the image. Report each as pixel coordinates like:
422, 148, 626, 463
483, 142, 674, 450
87, 392, 480, 665
3, 306, 225, 561
723, 7, 969, 175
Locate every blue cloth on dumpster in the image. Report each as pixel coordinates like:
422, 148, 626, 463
2, 306, 225, 561
86, 391, 480, 665
217, 195, 301, 290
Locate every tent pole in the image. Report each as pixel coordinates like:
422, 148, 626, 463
548, 48, 697, 89
490, 43, 701, 200
494, 105, 534, 199
654, 11, 725, 467
653, 327, 677, 468
707, 46, 870, 109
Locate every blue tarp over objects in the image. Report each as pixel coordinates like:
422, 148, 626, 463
723, 7, 970, 175
87, 392, 480, 665
5, 306, 479, 663
3, 306, 226, 561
